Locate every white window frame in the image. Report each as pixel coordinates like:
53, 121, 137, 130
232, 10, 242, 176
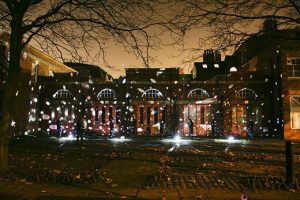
142, 89, 163, 98
97, 88, 116, 99
188, 88, 209, 98
236, 88, 257, 98
53, 89, 72, 98
287, 57, 300, 78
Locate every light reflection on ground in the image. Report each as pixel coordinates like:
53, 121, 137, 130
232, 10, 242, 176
109, 136, 132, 143
213, 138, 249, 144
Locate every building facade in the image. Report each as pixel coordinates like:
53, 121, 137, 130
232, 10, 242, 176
1, 20, 300, 139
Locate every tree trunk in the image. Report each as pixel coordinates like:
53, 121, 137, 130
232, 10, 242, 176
0, 71, 19, 173
0, 17, 23, 173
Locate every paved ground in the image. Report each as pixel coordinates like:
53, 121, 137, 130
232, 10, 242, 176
0, 135, 300, 199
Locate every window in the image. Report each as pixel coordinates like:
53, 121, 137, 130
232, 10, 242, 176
232, 106, 246, 125
102, 106, 106, 124
97, 88, 116, 98
188, 88, 209, 98
31, 61, 39, 82
95, 107, 99, 122
290, 96, 300, 129
139, 107, 144, 126
53, 89, 72, 98
236, 88, 257, 99
147, 107, 151, 125
142, 89, 163, 98
287, 57, 300, 77
64, 107, 68, 121
200, 107, 205, 124
230, 67, 237, 72
109, 106, 113, 121
154, 107, 158, 124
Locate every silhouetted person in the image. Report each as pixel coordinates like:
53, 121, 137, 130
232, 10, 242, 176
109, 118, 114, 138
159, 120, 165, 140
188, 118, 194, 139
247, 120, 254, 140
76, 119, 83, 145
275, 115, 282, 139
211, 118, 217, 137
56, 118, 62, 138
132, 116, 136, 137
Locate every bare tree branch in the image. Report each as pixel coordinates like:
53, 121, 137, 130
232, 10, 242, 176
168, 0, 300, 63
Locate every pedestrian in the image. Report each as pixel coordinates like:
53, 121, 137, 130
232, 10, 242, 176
159, 120, 165, 140
247, 120, 254, 140
211, 118, 217, 137
109, 118, 114, 138
188, 118, 194, 139
132, 116, 136, 137
76, 118, 83, 145
56, 118, 62, 138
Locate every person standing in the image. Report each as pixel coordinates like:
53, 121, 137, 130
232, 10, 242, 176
188, 118, 194, 139
109, 118, 114, 138
76, 118, 83, 145
159, 120, 165, 140
56, 118, 62, 138
211, 118, 217, 137
247, 120, 254, 140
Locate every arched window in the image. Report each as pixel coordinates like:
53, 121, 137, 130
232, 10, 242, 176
230, 67, 238, 72
142, 89, 163, 98
236, 88, 257, 98
188, 88, 209, 98
97, 88, 116, 98
53, 89, 72, 98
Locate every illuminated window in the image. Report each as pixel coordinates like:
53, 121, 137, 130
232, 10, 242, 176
188, 88, 209, 98
287, 57, 300, 77
214, 64, 219, 68
200, 106, 205, 124
64, 107, 68, 121
230, 67, 238, 72
236, 88, 257, 98
290, 96, 300, 129
97, 88, 116, 98
142, 89, 163, 98
154, 107, 158, 124
203, 64, 208, 68
53, 89, 72, 98
232, 105, 246, 125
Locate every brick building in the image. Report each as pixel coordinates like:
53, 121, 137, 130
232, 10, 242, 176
1, 19, 300, 139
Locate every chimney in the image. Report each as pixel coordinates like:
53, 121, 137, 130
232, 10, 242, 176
263, 18, 278, 32
203, 49, 214, 63
214, 50, 221, 62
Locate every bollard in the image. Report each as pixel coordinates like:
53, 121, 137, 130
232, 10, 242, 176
285, 140, 295, 188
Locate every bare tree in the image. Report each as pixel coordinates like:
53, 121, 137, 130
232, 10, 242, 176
169, 0, 300, 61
0, 0, 168, 173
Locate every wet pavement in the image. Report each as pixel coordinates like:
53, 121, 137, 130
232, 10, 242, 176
1, 135, 300, 199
